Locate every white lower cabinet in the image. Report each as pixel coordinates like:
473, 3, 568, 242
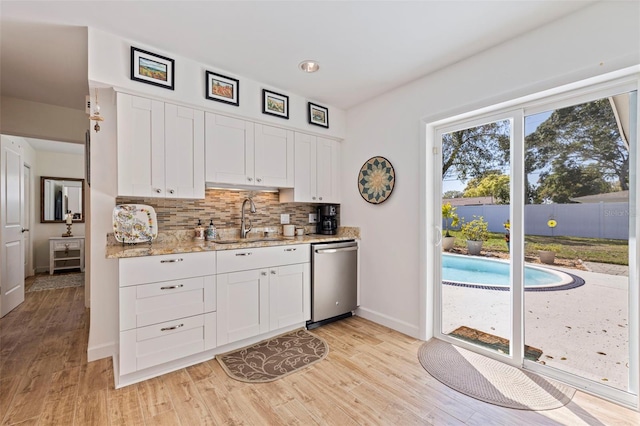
117, 245, 311, 386
118, 252, 216, 379
216, 244, 310, 347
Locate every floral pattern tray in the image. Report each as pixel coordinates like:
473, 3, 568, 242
113, 204, 157, 243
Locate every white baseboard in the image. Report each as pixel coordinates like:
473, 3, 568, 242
88, 342, 115, 362
355, 307, 421, 339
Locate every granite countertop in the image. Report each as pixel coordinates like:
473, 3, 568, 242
106, 227, 359, 259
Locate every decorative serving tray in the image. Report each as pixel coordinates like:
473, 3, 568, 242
113, 204, 158, 243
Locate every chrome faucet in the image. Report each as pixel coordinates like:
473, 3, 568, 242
240, 197, 257, 238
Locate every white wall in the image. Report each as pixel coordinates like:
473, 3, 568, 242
33, 150, 85, 272
87, 28, 347, 140
86, 88, 118, 361
1, 96, 88, 144
342, 1, 640, 338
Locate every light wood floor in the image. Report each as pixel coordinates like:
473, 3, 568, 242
1, 276, 638, 425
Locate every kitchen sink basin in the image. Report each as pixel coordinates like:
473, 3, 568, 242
214, 237, 287, 244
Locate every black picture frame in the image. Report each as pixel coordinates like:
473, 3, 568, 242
262, 89, 289, 119
308, 102, 329, 128
130, 47, 175, 90
206, 71, 239, 106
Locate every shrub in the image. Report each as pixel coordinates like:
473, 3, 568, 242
460, 215, 489, 242
442, 202, 459, 237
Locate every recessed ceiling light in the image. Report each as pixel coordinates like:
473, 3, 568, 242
299, 60, 320, 73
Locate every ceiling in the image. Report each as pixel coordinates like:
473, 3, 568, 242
1, 1, 596, 112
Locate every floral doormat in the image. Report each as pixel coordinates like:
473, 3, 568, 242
28, 272, 84, 292
217, 329, 329, 383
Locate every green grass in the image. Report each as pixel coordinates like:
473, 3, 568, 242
444, 230, 629, 266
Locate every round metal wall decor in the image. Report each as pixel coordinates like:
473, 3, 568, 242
358, 156, 395, 204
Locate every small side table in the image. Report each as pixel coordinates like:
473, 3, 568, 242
49, 236, 85, 275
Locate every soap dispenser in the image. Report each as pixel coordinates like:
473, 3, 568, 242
194, 219, 205, 240
205, 219, 217, 241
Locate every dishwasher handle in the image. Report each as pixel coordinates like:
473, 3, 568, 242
315, 246, 358, 254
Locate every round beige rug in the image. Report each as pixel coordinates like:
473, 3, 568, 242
418, 339, 575, 410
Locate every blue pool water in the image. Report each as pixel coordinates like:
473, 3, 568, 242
442, 253, 574, 289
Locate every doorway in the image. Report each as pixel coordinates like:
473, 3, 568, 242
431, 79, 639, 407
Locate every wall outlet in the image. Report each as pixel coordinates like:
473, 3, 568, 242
280, 214, 290, 224
309, 213, 318, 224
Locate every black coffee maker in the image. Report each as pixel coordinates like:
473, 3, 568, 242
317, 205, 338, 235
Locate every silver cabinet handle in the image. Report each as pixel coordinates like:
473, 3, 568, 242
256, 178, 262, 182
168, 189, 175, 194
312, 196, 316, 200
261, 271, 267, 276
155, 188, 162, 194
235, 252, 252, 256
161, 324, 184, 331
284, 248, 297, 252
315, 247, 358, 254
160, 258, 184, 263
271, 270, 277, 275
160, 284, 184, 290
247, 177, 253, 182
319, 197, 323, 200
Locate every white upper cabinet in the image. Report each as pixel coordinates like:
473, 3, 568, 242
205, 114, 255, 186
280, 133, 340, 203
254, 124, 294, 188
205, 113, 293, 188
117, 93, 204, 199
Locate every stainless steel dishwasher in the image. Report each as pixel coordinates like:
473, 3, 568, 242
307, 240, 358, 329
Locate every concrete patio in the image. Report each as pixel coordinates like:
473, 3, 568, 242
442, 263, 630, 392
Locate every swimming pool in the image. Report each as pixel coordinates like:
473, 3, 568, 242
442, 253, 584, 291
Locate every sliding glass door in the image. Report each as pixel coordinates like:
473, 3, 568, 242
433, 82, 638, 406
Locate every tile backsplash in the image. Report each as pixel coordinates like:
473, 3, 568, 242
116, 189, 339, 232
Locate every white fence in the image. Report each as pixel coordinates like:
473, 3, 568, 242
451, 202, 629, 240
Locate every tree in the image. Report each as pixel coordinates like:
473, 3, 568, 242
536, 161, 614, 203
463, 173, 510, 204
442, 120, 510, 181
443, 190, 464, 199
525, 98, 628, 200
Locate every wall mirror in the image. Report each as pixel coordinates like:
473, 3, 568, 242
41, 176, 85, 223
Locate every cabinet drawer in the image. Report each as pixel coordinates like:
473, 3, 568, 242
53, 240, 81, 250
217, 244, 309, 273
119, 252, 216, 286
119, 313, 216, 375
120, 276, 216, 331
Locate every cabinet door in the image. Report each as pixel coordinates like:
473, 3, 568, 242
165, 104, 205, 199
269, 263, 310, 330
117, 93, 165, 197
216, 269, 269, 346
205, 113, 255, 186
316, 137, 340, 203
254, 124, 294, 188
292, 132, 317, 202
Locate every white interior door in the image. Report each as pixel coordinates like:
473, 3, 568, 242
23, 164, 31, 277
1, 137, 25, 317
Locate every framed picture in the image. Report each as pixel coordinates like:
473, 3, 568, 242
130, 47, 175, 90
206, 71, 239, 106
308, 102, 329, 128
262, 89, 289, 119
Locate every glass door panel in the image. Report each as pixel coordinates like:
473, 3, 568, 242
440, 119, 513, 356
523, 93, 635, 393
